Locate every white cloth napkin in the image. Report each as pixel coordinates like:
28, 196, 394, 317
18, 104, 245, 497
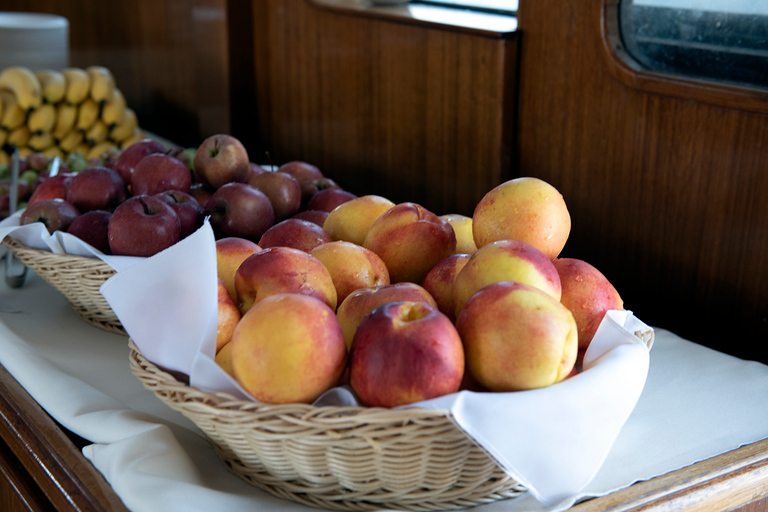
96, 221, 653, 506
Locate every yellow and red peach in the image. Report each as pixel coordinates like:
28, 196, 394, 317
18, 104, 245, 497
310, 241, 390, 305
323, 195, 395, 246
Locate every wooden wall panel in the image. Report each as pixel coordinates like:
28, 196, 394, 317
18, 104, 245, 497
515, 1, 768, 362
238, 0, 518, 216
1, 0, 230, 147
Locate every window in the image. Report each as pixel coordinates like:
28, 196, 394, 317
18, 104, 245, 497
411, 0, 517, 16
619, 0, 768, 88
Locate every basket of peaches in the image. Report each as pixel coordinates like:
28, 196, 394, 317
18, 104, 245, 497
90, 138, 654, 511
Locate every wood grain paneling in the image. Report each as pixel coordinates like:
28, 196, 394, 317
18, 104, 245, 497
515, 1, 768, 363
1, 0, 230, 147
236, 0, 518, 216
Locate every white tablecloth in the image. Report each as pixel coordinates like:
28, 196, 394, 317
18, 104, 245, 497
1, 271, 767, 512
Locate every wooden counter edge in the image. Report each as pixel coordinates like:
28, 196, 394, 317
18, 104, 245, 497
572, 437, 768, 511
0, 363, 129, 512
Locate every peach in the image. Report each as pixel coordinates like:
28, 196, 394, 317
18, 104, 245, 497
258, 218, 333, 253
420, 253, 471, 322
216, 237, 262, 302
234, 246, 338, 314
472, 177, 571, 259
215, 342, 235, 378
310, 241, 390, 305
336, 282, 437, 349
230, 293, 347, 404
217, 277, 241, 353
439, 214, 478, 255
363, 202, 456, 284
553, 257, 624, 354
349, 301, 464, 407
456, 281, 577, 391
453, 239, 562, 318
323, 195, 395, 246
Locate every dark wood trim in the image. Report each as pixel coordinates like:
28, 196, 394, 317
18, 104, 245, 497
0, 364, 128, 512
600, 0, 768, 115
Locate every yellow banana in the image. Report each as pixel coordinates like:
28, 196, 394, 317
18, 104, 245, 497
27, 102, 56, 134
0, 150, 7, 166
119, 128, 145, 149
53, 102, 78, 140
35, 69, 67, 104
86, 140, 116, 160
58, 129, 83, 153
17, 146, 32, 158
85, 120, 109, 145
0, 129, 6, 147
6, 125, 30, 148
75, 98, 100, 132
41, 145, 65, 159
71, 142, 90, 157
27, 132, 55, 152
86, 66, 116, 105
0, 91, 27, 131
101, 88, 126, 128
109, 107, 138, 142
0, 66, 42, 112
62, 68, 91, 105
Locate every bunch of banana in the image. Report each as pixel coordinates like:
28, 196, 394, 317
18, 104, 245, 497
0, 64, 146, 161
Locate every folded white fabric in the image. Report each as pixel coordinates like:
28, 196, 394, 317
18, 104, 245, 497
100, 221, 653, 505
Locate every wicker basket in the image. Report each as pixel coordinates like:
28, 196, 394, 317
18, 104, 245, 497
2, 237, 126, 335
128, 340, 527, 511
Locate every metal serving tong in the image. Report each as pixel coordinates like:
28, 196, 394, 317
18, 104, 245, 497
4, 149, 28, 288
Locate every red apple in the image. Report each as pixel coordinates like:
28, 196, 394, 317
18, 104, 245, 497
299, 177, 340, 209
247, 170, 302, 221
0, 180, 30, 202
194, 134, 250, 189
154, 190, 204, 239
363, 202, 457, 284
553, 257, 624, 356
188, 182, 214, 208
349, 301, 464, 407
66, 209, 112, 253
278, 160, 323, 183
456, 281, 577, 391
26, 172, 74, 207
65, 166, 127, 213
234, 246, 337, 314
258, 218, 333, 253
114, 138, 167, 184
19, 198, 80, 234
205, 182, 275, 243
292, 209, 329, 227
107, 195, 181, 257
305, 188, 358, 213
131, 153, 192, 196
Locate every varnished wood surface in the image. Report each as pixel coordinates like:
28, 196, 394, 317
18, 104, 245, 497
0, 363, 129, 511
515, 0, 768, 364
1, 0, 230, 147
235, 0, 518, 216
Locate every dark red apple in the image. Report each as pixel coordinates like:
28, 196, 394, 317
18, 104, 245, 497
193, 134, 250, 189
19, 198, 80, 234
258, 218, 333, 253
66, 210, 112, 253
66, 166, 127, 213
205, 182, 275, 242
278, 161, 323, 183
113, 138, 167, 184
27, 172, 74, 207
188, 182, 214, 208
131, 153, 192, 196
292, 209, 329, 227
248, 170, 302, 222
300, 177, 341, 209
0, 180, 30, 202
306, 187, 358, 213
154, 190, 204, 239
108, 195, 181, 257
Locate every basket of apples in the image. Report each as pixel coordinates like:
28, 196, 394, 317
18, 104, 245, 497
115, 155, 653, 511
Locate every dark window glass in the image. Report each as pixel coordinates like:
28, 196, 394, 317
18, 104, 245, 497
619, 0, 768, 88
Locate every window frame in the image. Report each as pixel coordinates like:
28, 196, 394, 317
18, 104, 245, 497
601, 0, 768, 115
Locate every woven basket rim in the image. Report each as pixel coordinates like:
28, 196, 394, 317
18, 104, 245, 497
2, 235, 116, 268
